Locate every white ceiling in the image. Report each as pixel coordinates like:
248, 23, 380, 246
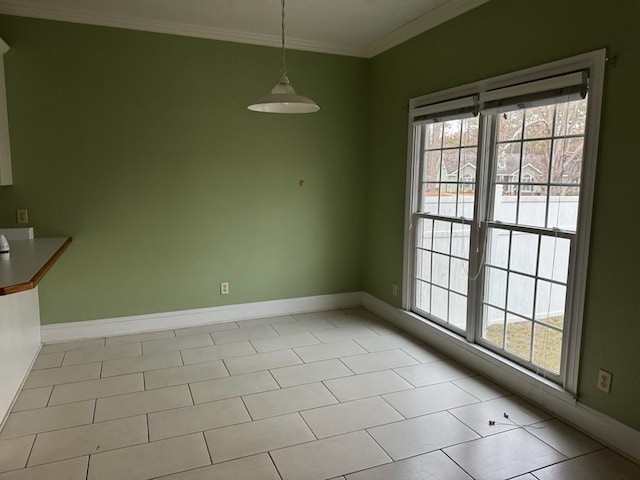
0, 0, 489, 58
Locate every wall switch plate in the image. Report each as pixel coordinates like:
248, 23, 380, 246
597, 369, 612, 393
220, 282, 229, 295
392, 283, 398, 296
16, 209, 28, 224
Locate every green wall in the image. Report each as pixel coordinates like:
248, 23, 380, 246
0, 16, 368, 323
1, 0, 638, 432
365, 0, 640, 430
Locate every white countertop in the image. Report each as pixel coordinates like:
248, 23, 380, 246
0, 237, 71, 295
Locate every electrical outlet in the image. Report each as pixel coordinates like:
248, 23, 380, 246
597, 369, 612, 393
16, 209, 28, 224
392, 283, 398, 296
220, 282, 229, 295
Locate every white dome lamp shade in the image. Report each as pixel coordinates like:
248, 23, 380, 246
247, 0, 319, 114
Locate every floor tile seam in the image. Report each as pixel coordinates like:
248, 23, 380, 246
0, 454, 91, 478
48, 386, 146, 408
334, 356, 357, 376
383, 397, 483, 421
271, 369, 356, 390
300, 412, 408, 441
211, 334, 282, 346
78, 431, 208, 463
388, 377, 485, 397
3, 397, 96, 421
218, 357, 231, 378
26, 435, 152, 469
289, 411, 319, 441
21, 410, 145, 440
322, 382, 416, 404
185, 383, 196, 409
94, 398, 197, 424
361, 428, 395, 466
141, 396, 252, 425
263, 428, 366, 463
240, 399, 341, 424
62, 349, 145, 368
511, 427, 572, 461
267, 367, 286, 389
238, 395, 254, 422
191, 445, 287, 474
149, 417, 255, 443
400, 346, 446, 363
24, 364, 103, 389
376, 394, 410, 421
105, 332, 178, 346
390, 370, 474, 388
523, 447, 609, 477
132, 356, 226, 373
143, 345, 215, 357
450, 378, 497, 402
143, 370, 231, 391
44, 384, 55, 409
6, 433, 37, 473
343, 361, 417, 376
204, 420, 320, 462
200, 430, 215, 466
352, 337, 375, 353
440, 447, 477, 479
267, 451, 285, 480
445, 408, 500, 439
47, 370, 144, 390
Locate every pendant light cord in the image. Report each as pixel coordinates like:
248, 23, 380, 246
280, 0, 287, 78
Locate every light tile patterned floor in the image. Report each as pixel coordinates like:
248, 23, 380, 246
1, 307, 639, 479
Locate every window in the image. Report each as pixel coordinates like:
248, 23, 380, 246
404, 51, 605, 392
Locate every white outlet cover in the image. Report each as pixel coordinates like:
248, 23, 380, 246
597, 369, 612, 393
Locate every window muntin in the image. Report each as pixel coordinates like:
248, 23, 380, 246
480, 225, 572, 375
414, 216, 471, 332
420, 117, 479, 219
492, 99, 586, 232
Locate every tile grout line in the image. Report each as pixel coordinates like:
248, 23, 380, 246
378, 394, 409, 421
20, 431, 38, 471
362, 428, 395, 465
296, 411, 319, 441
84, 454, 90, 480
336, 356, 358, 375
201, 430, 214, 466
267, 451, 285, 480
440, 448, 477, 479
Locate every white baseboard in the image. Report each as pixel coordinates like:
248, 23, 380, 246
362, 292, 640, 464
40, 292, 363, 343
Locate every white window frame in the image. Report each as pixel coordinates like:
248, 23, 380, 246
403, 49, 606, 394
0, 37, 11, 186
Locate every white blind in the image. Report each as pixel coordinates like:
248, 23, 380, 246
411, 95, 478, 124
480, 70, 588, 113
410, 70, 588, 123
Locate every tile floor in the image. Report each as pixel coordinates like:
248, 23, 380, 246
1, 307, 639, 479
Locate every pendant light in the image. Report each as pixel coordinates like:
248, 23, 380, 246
247, 0, 319, 114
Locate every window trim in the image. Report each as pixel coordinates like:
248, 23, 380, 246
403, 49, 606, 394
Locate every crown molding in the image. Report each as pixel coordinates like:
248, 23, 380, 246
0, 0, 490, 58
363, 0, 491, 58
